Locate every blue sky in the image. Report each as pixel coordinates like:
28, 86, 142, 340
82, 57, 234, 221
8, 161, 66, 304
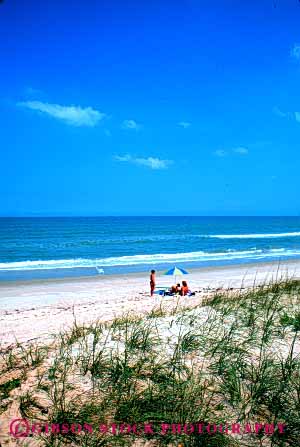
1, 0, 300, 216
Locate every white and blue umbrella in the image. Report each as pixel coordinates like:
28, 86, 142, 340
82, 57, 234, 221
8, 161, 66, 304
164, 266, 189, 285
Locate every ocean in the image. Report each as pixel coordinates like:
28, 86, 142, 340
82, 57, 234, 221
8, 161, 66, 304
1, 216, 300, 281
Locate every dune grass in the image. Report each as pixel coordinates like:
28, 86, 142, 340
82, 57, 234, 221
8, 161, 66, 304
1, 278, 300, 446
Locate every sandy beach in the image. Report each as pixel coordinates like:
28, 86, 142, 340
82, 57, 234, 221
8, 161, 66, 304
1, 259, 300, 347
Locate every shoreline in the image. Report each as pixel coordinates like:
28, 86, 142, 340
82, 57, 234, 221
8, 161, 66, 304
1, 257, 299, 288
1, 259, 300, 347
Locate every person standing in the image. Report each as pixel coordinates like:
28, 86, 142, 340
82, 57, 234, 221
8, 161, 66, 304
150, 269, 156, 296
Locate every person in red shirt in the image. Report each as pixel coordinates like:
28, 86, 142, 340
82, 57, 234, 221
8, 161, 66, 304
180, 280, 189, 296
150, 269, 156, 296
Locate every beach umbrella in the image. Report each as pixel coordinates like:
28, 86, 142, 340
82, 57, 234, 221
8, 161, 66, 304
164, 266, 189, 285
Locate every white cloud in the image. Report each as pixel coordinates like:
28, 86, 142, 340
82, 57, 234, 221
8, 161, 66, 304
18, 101, 106, 127
214, 150, 227, 157
178, 121, 191, 128
114, 154, 172, 170
291, 43, 300, 60
233, 147, 248, 155
122, 119, 140, 130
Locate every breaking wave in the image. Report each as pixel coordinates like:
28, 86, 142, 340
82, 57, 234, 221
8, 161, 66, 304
205, 232, 300, 239
1, 247, 300, 271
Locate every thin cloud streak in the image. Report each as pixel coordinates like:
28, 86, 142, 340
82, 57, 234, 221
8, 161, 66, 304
273, 106, 300, 123
272, 106, 288, 118
295, 112, 300, 123
114, 154, 172, 170
214, 147, 249, 157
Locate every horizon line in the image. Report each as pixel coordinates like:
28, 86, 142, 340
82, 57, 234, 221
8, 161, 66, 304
0, 215, 300, 218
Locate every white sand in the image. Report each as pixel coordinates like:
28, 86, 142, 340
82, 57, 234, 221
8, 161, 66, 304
0, 260, 299, 347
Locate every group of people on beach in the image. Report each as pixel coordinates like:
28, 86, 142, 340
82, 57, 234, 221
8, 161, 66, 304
150, 269, 189, 297
169, 281, 189, 295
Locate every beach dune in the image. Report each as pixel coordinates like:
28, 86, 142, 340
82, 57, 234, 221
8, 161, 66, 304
0, 260, 300, 347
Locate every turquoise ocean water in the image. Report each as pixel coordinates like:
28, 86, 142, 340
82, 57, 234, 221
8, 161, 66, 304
1, 216, 300, 281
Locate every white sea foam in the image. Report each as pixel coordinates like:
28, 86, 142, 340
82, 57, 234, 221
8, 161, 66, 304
205, 232, 300, 239
1, 248, 300, 271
